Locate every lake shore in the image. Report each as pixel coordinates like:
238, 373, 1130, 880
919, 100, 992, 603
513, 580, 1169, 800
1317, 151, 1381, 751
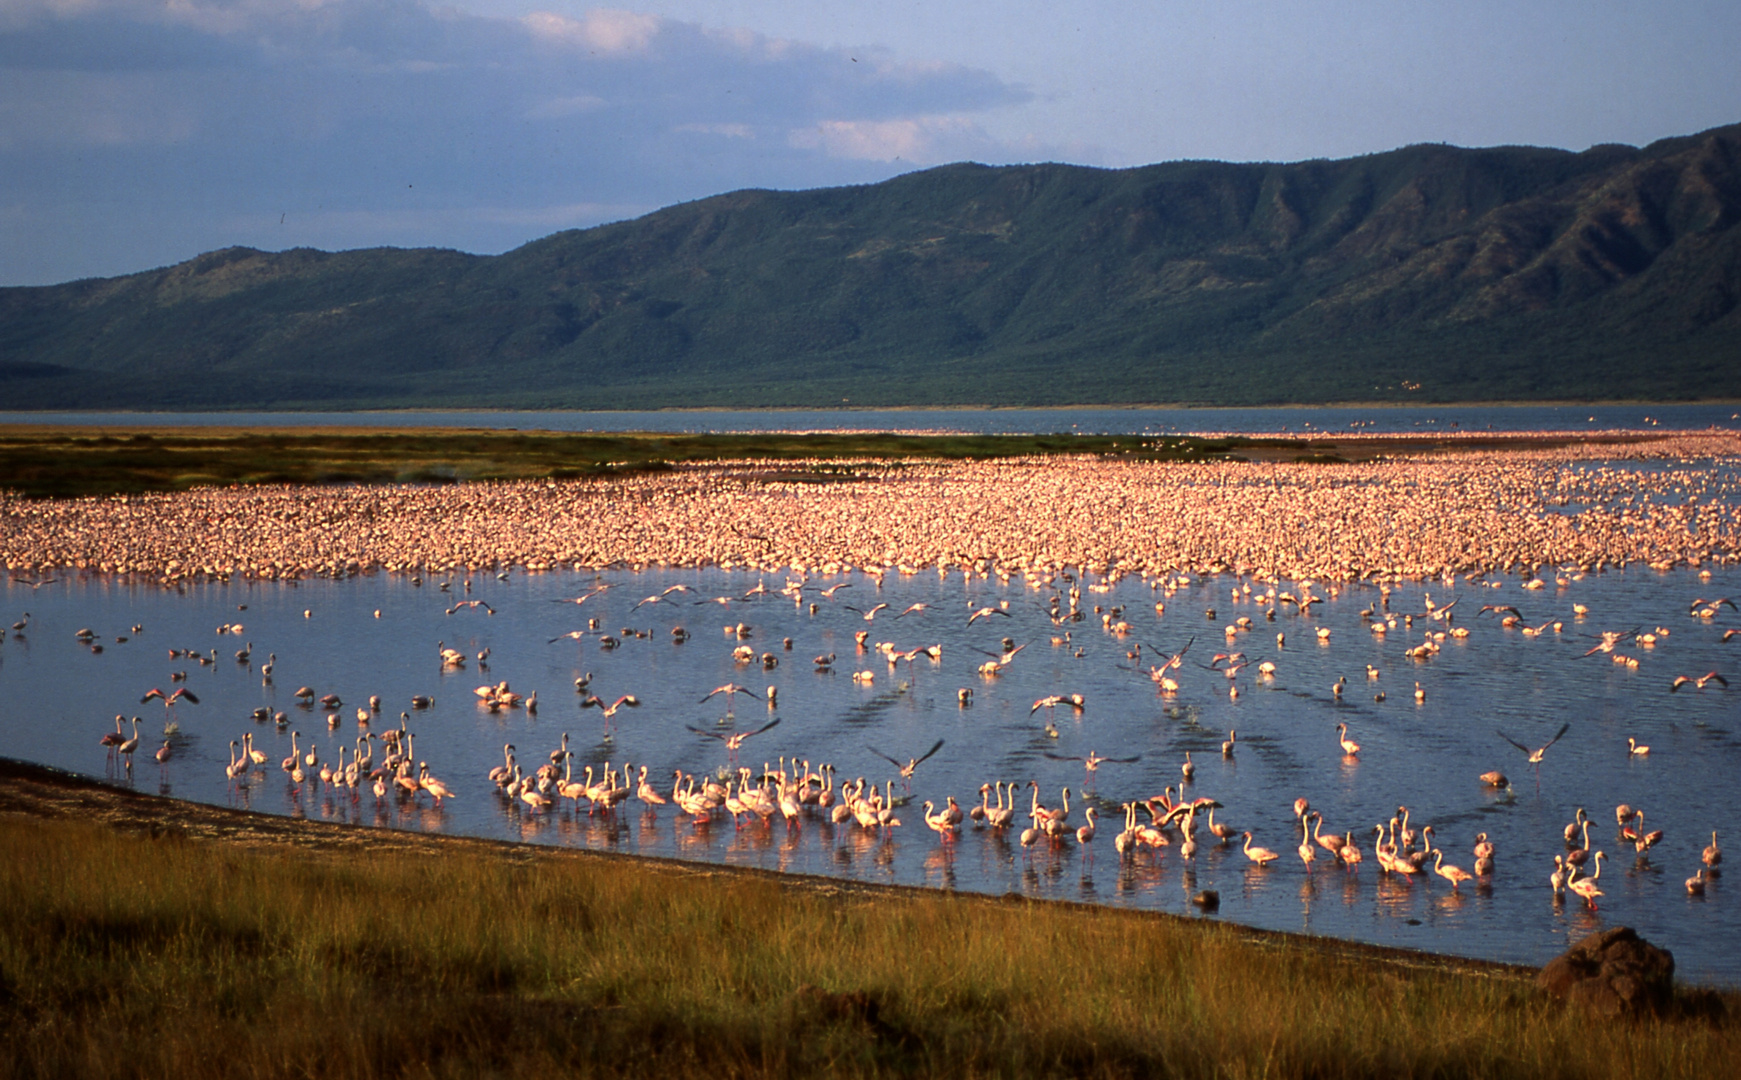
2, 756, 1734, 1080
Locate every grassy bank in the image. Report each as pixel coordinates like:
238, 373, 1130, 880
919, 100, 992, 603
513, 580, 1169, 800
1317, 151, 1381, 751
0, 801, 1734, 1080
0, 428, 1261, 499
0, 425, 1676, 500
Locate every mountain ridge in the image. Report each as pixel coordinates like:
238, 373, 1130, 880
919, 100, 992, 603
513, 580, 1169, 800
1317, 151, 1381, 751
3, 123, 1738, 409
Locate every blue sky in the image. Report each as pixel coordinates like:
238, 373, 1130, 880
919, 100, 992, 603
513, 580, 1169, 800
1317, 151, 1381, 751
2, 0, 1737, 285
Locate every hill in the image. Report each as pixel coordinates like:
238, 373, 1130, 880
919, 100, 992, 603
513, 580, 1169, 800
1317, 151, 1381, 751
3, 123, 1739, 409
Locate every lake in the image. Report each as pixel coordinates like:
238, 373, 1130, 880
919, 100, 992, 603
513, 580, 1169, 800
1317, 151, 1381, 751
2, 560, 1736, 982
2, 403, 1738, 435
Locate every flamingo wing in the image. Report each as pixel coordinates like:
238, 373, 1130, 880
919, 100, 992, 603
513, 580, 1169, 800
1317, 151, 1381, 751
1496, 730, 1533, 755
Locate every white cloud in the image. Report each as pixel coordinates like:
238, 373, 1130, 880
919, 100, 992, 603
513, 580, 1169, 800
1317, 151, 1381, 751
522, 8, 659, 53
0, 0, 1040, 282
790, 115, 988, 163
526, 92, 607, 118
674, 121, 752, 138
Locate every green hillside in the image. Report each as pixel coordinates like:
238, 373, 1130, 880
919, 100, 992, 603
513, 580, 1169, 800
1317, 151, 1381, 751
3, 123, 1739, 409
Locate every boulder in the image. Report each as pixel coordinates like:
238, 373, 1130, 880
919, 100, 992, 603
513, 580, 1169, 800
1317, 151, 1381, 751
1536, 926, 1675, 1017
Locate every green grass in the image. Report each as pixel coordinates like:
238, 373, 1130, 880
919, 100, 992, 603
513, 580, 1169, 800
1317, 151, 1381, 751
0, 428, 1272, 499
0, 815, 1734, 1079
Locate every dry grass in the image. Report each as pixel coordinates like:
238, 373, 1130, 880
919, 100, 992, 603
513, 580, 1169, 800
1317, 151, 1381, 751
0, 814, 1733, 1079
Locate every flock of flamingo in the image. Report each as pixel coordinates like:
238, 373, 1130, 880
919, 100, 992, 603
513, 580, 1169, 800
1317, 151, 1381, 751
72, 551, 1731, 922
2, 428, 1731, 950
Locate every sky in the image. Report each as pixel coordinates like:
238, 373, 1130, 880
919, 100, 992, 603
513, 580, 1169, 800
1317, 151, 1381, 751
2, 0, 1738, 285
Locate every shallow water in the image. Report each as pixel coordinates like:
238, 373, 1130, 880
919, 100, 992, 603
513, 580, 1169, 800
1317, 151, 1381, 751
1, 403, 1738, 435
2, 561, 1737, 983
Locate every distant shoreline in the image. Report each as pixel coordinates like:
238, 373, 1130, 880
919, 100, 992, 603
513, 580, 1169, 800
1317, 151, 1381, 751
3, 399, 1740, 415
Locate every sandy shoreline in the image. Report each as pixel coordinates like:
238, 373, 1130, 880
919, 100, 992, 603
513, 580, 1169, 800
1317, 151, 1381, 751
3, 431, 1738, 581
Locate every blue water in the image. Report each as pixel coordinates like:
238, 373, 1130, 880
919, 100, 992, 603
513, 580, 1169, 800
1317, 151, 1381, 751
2, 564, 1736, 983
1, 404, 1737, 435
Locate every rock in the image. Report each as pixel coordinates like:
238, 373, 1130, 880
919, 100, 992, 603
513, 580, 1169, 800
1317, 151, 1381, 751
1537, 926, 1675, 1018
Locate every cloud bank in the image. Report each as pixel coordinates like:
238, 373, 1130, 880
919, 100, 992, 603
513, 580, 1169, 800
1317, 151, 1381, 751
0, 0, 1046, 283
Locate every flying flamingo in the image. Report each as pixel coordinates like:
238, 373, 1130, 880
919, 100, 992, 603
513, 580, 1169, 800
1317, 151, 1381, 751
581, 694, 641, 735
868, 739, 945, 792
700, 682, 760, 718
141, 687, 199, 708
686, 718, 781, 764
1670, 672, 1728, 691
1497, 722, 1570, 787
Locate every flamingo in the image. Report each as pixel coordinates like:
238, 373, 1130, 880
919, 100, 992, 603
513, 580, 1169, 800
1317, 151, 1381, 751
922, 801, 958, 840
1336, 723, 1361, 756
636, 766, 669, 806
1432, 850, 1474, 890
686, 718, 781, 763
116, 717, 142, 769
419, 763, 456, 806
867, 739, 945, 789
1498, 722, 1569, 765
1241, 831, 1279, 866
987, 782, 1017, 829
1076, 806, 1099, 847
589, 695, 642, 719
99, 715, 126, 748
1568, 851, 1606, 909
1206, 805, 1237, 844
224, 740, 247, 779
1566, 815, 1593, 868
1564, 808, 1588, 847
1373, 826, 1398, 873
1669, 671, 1728, 691
520, 778, 553, 812
1312, 813, 1346, 856
490, 743, 517, 786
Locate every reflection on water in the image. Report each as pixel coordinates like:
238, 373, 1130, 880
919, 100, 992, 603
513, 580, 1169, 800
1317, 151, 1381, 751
3, 560, 1739, 983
